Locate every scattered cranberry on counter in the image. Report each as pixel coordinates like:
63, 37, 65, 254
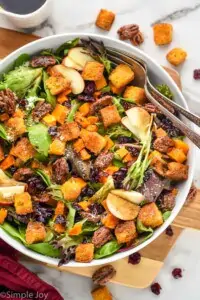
151, 282, 162, 295
165, 225, 174, 236
193, 69, 200, 80
128, 252, 141, 265
172, 268, 182, 279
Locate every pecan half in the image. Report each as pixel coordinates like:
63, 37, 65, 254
0, 89, 17, 115
30, 56, 56, 68
92, 265, 116, 286
131, 31, 144, 46
52, 158, 69, 184
92, 226, 112, 248
32, 101, 52, 122
13, 168, 34, 181
117, 24, 139, 40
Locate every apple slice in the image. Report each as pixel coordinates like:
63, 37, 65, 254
68, 47, 95, 69
106, 193, 140, 221
111, 190, 144, 205
0, 185, 25, 204
62, 57, 83, 71
52, 65, 85, 94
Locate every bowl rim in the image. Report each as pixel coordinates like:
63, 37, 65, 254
0, 32, 195, 267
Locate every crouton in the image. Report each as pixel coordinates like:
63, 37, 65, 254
95, 75, 107, 90
45, 76, 70, 95
10, 137, 36, 162
80, 129, 106, 155
75, 243, 94, 263
101, 212, 119, 229
79, 103, 91, 117
109, 82, 125, 95
0, 145, 4, 162
115, 221, 137, 244
153, 136, 175, 153
0, 208, 7, 225
166, 162, 188, 181
75, 112, 90, 128
48, 139, 66, 155
123, 86, 147, 105
59, 122, 80, 142
95, 9, 115, 31
14, 192, 33, 215
100, 105, 121, 128
109, 64, 134, 89
153, 23, 173, 45
25, 221, 46, 245
138, 203, 163, 228
155, 128, 167, 138
92, 286, 112, 300
61, 177, 87, 201
0, 155, 15, 171
6, 117, 26, 138
73, 138, 85, 153
166, 48, 187, 66
82, 61, 104, 81
52, 104, 69, 125
150, 156, 168, 177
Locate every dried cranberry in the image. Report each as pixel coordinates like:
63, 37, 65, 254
157, 115, 183, 138
62, 101, 71, 108
77, 95, 95, 102
27, 176, 47, 195
117, 136, 134, 143
128, 252, 141, 265
48, 126, 58, 137
72, 202, 82, 211
151, 282, 162, 295
8, 166, 17, 175
81, 186, 95, 197
90, 167, 100, 183
112, 167, 128, 188
84, 81, 96, 95
88, 203, 105, 215
54, 214, 66, 226
165, 225, 173, 237
33, 203, 53, 224
193, 69, 200, 80
126, 146, 139, 157
172, 268, 182, 279
17, 98, 27, 108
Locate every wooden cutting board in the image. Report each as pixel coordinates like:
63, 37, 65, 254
0, 27, 199, 288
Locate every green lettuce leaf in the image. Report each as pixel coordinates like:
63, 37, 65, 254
14, 53, 30, 68
66, 203, 76, 230
0, 123, 8, 140
94, 240, 121, 259
27, 243, 60, 258
162, 211, 171, 221
106, 124, 132, 139
35, 169, 52, 186
67, 100, 81, 122
55, 38, 80, 56
28, 123, 51, 157
43, 71, 56, 107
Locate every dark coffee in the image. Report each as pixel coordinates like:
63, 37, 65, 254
0, 0, 46, 15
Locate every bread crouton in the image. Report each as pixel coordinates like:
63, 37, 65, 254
75, 243, 94, 263
153, 23, 173, 45
123, 86, 147, 105
45, 76, 70, 95
48, 139, 66, 155
95, 9, 115, 31
92, 286, 112, 300
0, 155, 15, 171
109, 64, 134, 89
95, 75, 107, 90
166, 48, 187, 66
10, 137, 36, 162
59, 122, 80, 142
100, 105, 121, 128
166, 162, 188, 181
80, 129, 106, 155
82, 61, 104, 81
138, 203, 163, 228
6, 117, 26, 138
25, 221, 46, 245
110, 82, 125, 95
115, 221, 137, 244
0, 145, 4, 162
14, 192, 33, 215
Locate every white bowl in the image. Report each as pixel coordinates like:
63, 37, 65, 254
0, 33, 195, 267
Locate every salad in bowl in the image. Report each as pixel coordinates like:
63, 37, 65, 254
0, 36, 190, 266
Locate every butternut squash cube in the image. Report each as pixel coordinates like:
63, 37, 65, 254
167, 147, 186, 163
48, 139, 65, 155
0, 155, 15, 170
14, 192, 33, 215
109, 64, 134, 89
61, 177, 87, 201
10, 137, 36, 162
52, 104, 69, 125
42, 114, 57, 126
0, 208, 7, 224
95, 75, 107, 90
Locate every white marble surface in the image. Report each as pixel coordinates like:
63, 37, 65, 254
1, 0, 200, 299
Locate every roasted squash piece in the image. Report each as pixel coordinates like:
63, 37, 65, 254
69, 223, 83, 236
0, 208, 7, 224
0, 155, 15, 170
26, 221, 46, 244
14, 192, 33, 215
167, 148, 186, 163
55, 201, 65, 216
48, 139, 65, 155
101, 212, 119, 229
173, 139, 189, 154
80, 148, 91, 160
95, 75, 107, 90
0, 145, 4, 162
42, 114, 57, 126
138, 203, 163, 228
52, 104, 69, 125
73, 138, 85, 153
61, 177, 87, 201
10, 137, 36, 162
109, 64, 134, 88
79, 103, 91, 117
75, 243, 94, 263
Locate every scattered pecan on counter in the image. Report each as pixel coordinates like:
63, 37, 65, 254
92, 265, 116, 286
117, 24, 144, 46
130, 31, 144, 46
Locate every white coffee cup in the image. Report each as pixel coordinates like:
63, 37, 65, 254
0, 0, 52, 29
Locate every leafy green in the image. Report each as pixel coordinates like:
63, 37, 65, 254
88, 182, 103, 191
101, 86, 111, 93
162, 211, 171, 221
112, 97, 125, 115
66, 203, 76, 230
175, 136, 185, 141
27, 74, 42, 98
28, 123, 51, 157
40, 49, 62, 63
112, 159, 125, 168
118, 96, 136, 104
0, 66, 42, 98
97, 122, 106, 135
106, 124, 132, 139
88, 176, 114, 203
14, 53, 30, 68
94, 240, 121, 259
82, 221, 99, 234
56, 234, 82, 254
44, 230, 54, 242
35, 169, 52, 186
43, 71, 56, 107
27, 243, 61, 258
0, 222, 26, 243
67, 100, 81, 122
0, 123, 8, 140
135, 219, 154, 246
123, 115, 153, 190
55, 38, 80, 56
137, 219, 153, 234
48, 185, 64, 201
99, 56, 112, 74
156, 84, 173, 100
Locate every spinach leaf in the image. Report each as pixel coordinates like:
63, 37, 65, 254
112, 159, 125, 168
137, 219, 153, 234
106, 124, 132, 139
27, 74, 42, 98
28, 123, 51, 157
44, 230, 54, 242
82, 221, 99, 234
0, 123, 8, 140
55, 38, 80, 56
66, 203, 76, 230
14, 53, 30, 68
67, 100, 81, 122
40, 49, 62, 63
94, 240, 121, 259
43, 71, 56, 108
0, 222, 26, 243
35, 169, 52, 186
101, 86, 111, 93
27, 243, 61, 258
34, 152, 48, 162
88, 182, 103, 191
112, 97, 124, 115
162, 211, 171, 221
48, 185, 64, 201
156, 84, 173, 100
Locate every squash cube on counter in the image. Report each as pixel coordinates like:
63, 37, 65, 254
153, 23, 173, 45
95, 9, 115, 31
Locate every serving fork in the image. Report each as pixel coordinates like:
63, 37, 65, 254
106, 47, 200, 149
